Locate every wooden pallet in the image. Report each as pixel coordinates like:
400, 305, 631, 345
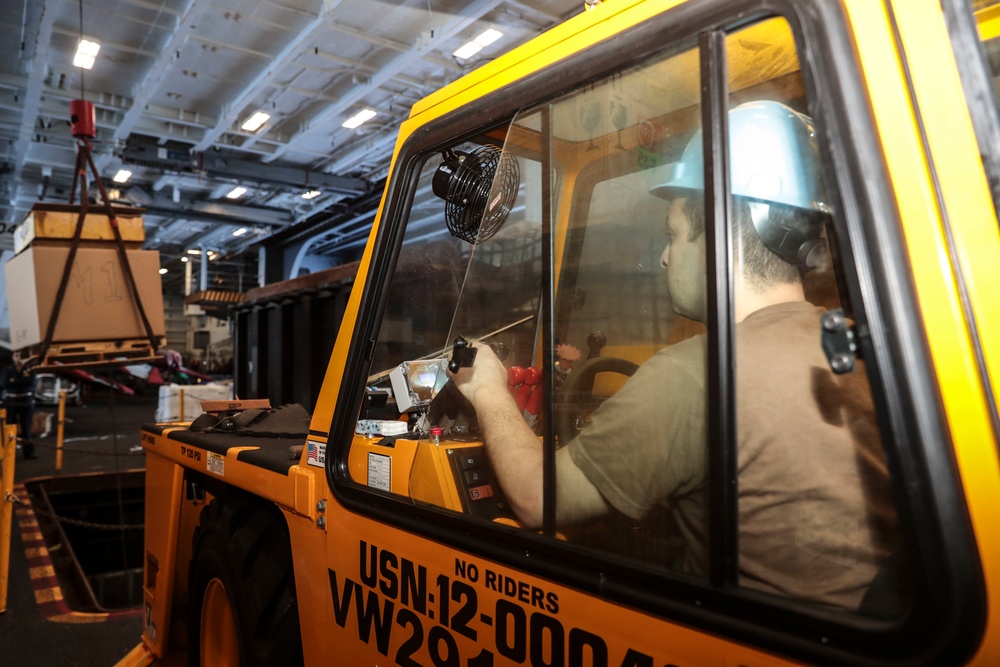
26, 337, 165, 371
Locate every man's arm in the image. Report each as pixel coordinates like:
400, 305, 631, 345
450, 343, 611, 529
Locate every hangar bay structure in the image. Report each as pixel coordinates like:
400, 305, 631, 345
0, 0, 583, 292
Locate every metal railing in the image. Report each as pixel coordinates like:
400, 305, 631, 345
1, 409, 16, 614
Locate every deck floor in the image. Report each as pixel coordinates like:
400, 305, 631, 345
2, 388, 169, 665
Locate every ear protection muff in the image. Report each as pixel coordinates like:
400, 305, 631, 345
747, 201, 828, 271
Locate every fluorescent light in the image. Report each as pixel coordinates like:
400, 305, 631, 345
207, 251, 219, 261
475, 28, 503, 47
226, 186, 247, 199
73, 39, 101, 69
232, 227, 248, 237
181, 256, 189, 263
453, 28, 503, 60
112, 169, 132, 183
158, 268, 168, 275
342, 108, 377, 129
453, 41, 482, 60
241, 111, 270, 132
187, 249, 202, 255
301, 189, 321, 200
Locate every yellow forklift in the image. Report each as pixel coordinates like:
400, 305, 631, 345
121, 0, 1000, 664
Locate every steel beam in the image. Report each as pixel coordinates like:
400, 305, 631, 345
197, 154, 368, 195
142, 194, 294, 227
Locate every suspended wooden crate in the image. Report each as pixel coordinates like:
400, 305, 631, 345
4, 204, 166, 369
13, 203, 146, 254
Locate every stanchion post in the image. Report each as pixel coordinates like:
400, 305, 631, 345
56, 389, 67, 471
179, 388, 185, 422
1, 410, 16, 614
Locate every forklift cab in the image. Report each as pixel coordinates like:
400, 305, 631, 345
343, 13, 896, 609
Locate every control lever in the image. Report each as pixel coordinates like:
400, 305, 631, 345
586, 331, 607, 360
448, 336, 478, 374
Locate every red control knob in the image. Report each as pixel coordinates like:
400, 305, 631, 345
516, 367, 542, 411
507, 366, 525, 391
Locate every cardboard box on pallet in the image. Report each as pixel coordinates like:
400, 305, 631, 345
4, 244, 166, 350
13, 203, 146, 255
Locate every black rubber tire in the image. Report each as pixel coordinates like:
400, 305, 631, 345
188, 493, 304, 667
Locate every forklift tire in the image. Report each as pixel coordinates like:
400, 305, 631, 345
188, 493, 304, 667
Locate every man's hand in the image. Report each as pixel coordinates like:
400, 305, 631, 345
446, 340, 612, 529
447, 341, 544, 527
448, 342, 509, 407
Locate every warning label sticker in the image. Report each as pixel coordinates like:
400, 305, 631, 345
367, 452, 391, 491
207, 451, 225, 477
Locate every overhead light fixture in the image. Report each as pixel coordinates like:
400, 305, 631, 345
226, 186, 247, 199
342, 108, 377, 129
158, 268, 168, 275
112, 169, 132, 183
301, 189, 321, 200
476, 28, 504, 46
186, 249, 202, 255
241, 111, 270, 132
207, 251, 219, 261
73, 39, 101, 70
181, 256, 189, 263
453, 28, 503, 60
232, 227, 248, 237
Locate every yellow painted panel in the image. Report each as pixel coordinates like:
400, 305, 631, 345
976, 4, 1000, 40
888, 1, 1000, 665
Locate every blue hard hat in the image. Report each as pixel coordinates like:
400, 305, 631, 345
650, 101, 829, 214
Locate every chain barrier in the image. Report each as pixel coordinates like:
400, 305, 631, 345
2, 399, 146, 534
4, 490, 144, 531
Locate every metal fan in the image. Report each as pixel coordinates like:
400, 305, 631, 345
432, 144, 520, 244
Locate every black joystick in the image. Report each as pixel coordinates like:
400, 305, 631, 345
448, 336, 478, 374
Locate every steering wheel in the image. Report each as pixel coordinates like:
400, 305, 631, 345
554, 355, 638, 446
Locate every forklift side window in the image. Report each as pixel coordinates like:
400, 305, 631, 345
368, 154, 468, 382
544, 41, 708, 571
353, 133, 547, 510
724, 20, 901, 614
